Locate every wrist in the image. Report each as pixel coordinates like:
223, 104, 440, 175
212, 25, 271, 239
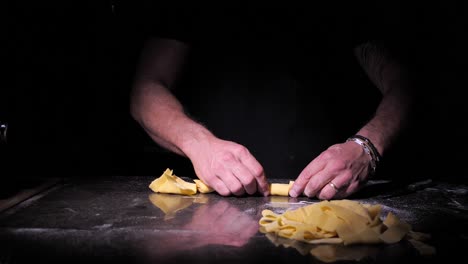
346, 135, 382, 176
178, 123, 216, 158
355, 129, 385, 156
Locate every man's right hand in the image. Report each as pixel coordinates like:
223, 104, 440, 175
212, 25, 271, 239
185, 136, 270, 197
130, 37, 269, 197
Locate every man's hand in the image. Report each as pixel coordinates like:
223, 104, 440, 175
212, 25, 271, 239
289, 141, 371, 199
186, 137, 270, 197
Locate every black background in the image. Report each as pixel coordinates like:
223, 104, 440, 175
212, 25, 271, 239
2, 1, 467, 185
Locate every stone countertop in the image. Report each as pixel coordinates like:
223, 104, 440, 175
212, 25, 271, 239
0, 176, 467, 264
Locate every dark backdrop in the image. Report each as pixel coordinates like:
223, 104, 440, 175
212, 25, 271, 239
2, 1, 467, 184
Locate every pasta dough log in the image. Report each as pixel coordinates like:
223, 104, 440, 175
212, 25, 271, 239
270, 181, 295, 196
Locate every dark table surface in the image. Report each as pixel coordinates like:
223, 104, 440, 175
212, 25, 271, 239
1, 176, 467, 264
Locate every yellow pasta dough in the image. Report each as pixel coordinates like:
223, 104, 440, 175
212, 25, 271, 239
149, 168, 297, 197
269, 181, 294, 196
259, 199, 414, 246
149, 168, 197, 195
149, 168, 215, 195
194, 179, 215, 193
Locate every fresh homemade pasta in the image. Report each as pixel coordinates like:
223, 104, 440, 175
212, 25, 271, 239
194, 179, 215, 193
269, 181, 294, 196
149, 168, 198, 195
150, 168, 297, 196
259, 199, 412, 245
149, 168, 216, 195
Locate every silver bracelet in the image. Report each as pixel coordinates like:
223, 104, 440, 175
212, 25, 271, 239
346, 136, 378, 176
0, 122, 7, 144
352, 135, 381, 163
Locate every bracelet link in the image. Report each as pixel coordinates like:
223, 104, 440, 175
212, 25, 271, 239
346, 135, 381, 176
0, 122, 7, 144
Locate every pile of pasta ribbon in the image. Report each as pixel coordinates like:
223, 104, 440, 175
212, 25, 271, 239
259, 199, 415, 246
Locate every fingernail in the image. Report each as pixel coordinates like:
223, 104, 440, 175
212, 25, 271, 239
289, 189, 297, 197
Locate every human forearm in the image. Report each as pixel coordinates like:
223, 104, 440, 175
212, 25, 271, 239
354, 42, 412, 156
290, 41, 413, 199
129, 37, 216, 156
131, 80, 270, 196
129, 37, 270, 196
356, 85, 411, 156
130, 81, 214, 157
290, 73, 412, 199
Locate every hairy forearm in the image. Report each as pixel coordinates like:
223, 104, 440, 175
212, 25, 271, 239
130, 82, 214, 157
354, 42, 412, 156
357, 85, 411, 156
129, 38, 215, 157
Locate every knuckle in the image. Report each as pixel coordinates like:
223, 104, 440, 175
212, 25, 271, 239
300, 168, 315, 181
328, 145, 342, 152
341, 170, 353, 181
308, 181, 321, 191
328, 160, 347, 172
220, 152, 235, 162
211, 161, 223, 172
235, 145, 249, 156
252, 165, 264, 177
320, 151, 334, 161
244, 177, 256, 187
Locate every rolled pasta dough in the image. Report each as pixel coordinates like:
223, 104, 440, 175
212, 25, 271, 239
269, 181, 294, 196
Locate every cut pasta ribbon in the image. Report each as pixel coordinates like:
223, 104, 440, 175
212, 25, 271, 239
149, 168, 215, 195
259, 199, 433, 250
